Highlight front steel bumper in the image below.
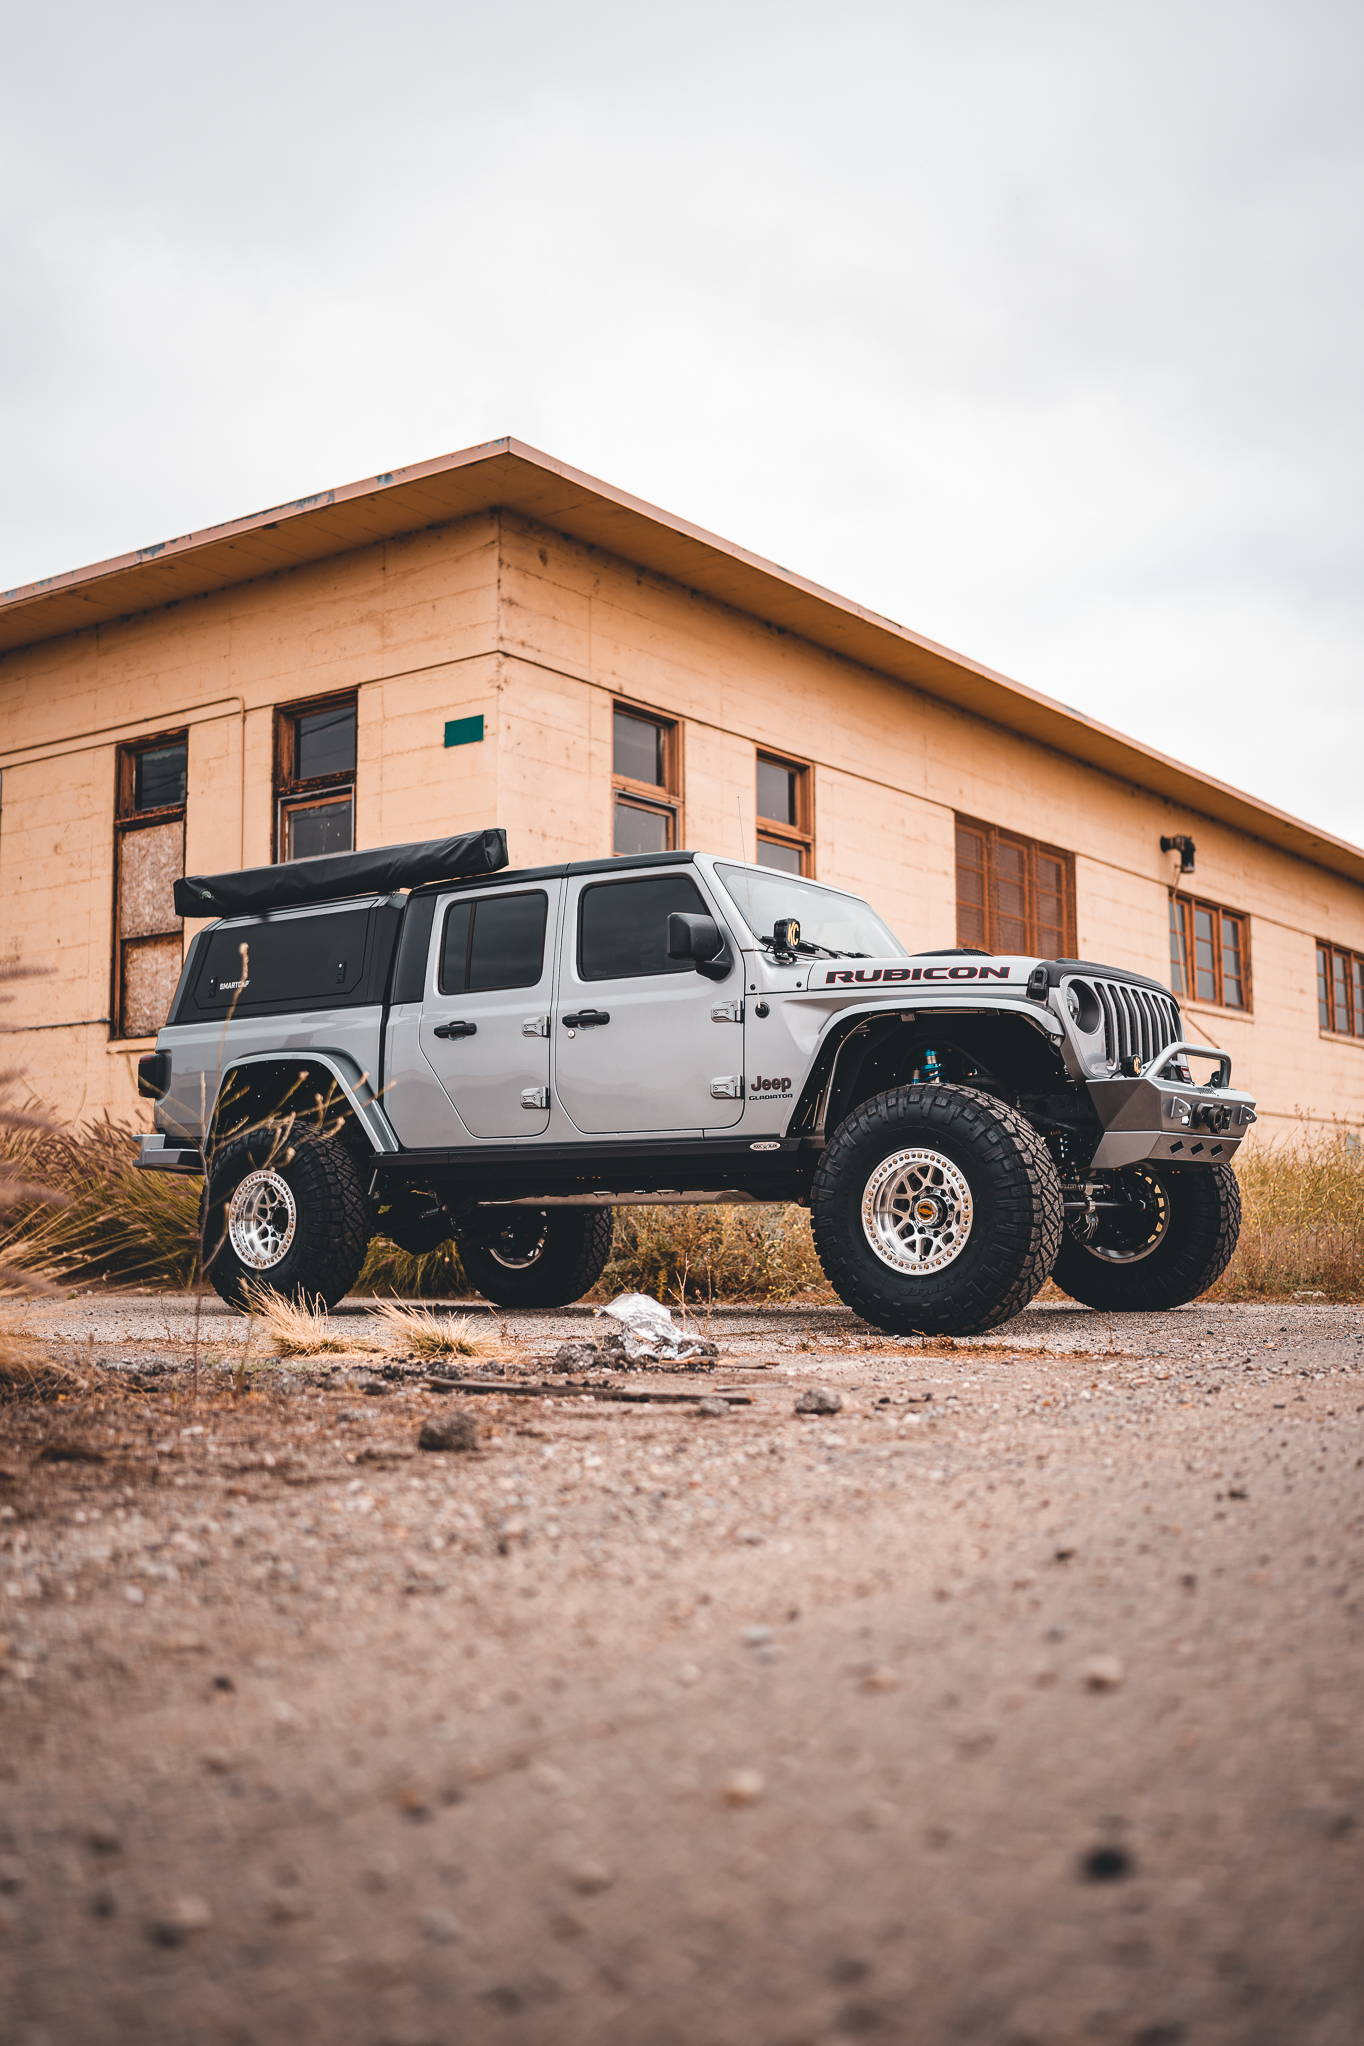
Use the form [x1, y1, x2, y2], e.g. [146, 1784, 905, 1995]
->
[1085, 1041, 1256, 1172]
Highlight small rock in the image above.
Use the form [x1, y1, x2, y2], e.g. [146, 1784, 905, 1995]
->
[795, 1386, 843, 1416]
[87, 1821, 122, 1855]
[148, 1894, 213, 1944]
[361, 1381, 393, 1398]
[1292, 1289, 1326, 1300]
[720, 1769, 765, 1807]
[565, 1859, 615, 1896]
[89, 1883, 119, 1918]
[1081, 1655, 1125, 1692]
[1079, 1844, 1133, 1882]
[860, 1666, 899, 1694]
[551, 1341, 601, 1372]
[695, 1397, 730, 1418]
[420, 1907, 461, 1945]
[0, 1856, 27, 1892]
[742, 1625, 774, 1648]
[418, 1411, 480, 1454]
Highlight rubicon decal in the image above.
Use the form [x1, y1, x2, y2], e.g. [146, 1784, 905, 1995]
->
[822, 964, 1015, 985]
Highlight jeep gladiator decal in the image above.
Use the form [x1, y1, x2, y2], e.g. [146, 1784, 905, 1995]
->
[821, 964, 1015, 985]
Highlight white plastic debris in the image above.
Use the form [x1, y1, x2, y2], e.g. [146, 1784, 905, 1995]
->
[595, 1292, 717, 1362]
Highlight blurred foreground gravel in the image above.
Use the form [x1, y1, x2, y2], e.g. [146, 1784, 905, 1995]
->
[0, 1295, 1361, 2045]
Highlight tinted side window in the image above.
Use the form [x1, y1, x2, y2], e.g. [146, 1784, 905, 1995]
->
[439, 892, 547, 995]
[579, 875, 708, 981]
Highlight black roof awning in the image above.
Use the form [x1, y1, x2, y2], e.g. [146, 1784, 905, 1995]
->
[173, 829, 508, 919]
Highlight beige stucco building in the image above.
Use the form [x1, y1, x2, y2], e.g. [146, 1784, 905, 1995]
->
[1, 436, 1362, 1144]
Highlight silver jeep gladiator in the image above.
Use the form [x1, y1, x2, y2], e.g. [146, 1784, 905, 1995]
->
[136, 830, 1256, 1335]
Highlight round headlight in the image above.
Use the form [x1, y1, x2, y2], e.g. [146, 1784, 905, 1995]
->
[1064, 979, 1103, 1034]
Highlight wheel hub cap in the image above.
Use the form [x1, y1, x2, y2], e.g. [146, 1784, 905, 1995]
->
[861, 1149, 974, 1276]
[227, 1169, 298, 1270]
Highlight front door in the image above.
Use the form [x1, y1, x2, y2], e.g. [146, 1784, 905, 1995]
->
[553, 870, 745, 1135]
[419, 881, 562, 1138]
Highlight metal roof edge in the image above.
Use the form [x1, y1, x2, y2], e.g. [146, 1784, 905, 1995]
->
[2, 435, 1361, 889]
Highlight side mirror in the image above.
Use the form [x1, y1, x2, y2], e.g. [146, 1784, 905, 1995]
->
[667, 911, 733, 982]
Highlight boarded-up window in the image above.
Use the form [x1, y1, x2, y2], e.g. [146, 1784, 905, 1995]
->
[115, 735, 187, 1038]
[955, 817, 1075, 956]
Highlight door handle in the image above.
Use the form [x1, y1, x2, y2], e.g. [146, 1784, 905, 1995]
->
[432, 1020, 477, 1039]
[561, 1010, 610, 1028]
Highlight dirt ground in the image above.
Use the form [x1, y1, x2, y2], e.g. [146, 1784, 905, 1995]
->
[0, 1292, 1361, 2046]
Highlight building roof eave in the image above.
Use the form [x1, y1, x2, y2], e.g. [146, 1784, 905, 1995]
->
[2, 435, 1361, 889]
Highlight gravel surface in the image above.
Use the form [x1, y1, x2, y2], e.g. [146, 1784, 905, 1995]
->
[1, 1295, 1361, 2045]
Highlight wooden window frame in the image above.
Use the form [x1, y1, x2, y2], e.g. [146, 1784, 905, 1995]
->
[755, 750, 814, 874]
[1317, 939, 1364, 1040]
[112, 729, 188, 1041]
[274, 690, 358, 860]
[1168, 893, 1252, 1013]
[954, 815, 1076, 956]
[611, 701, 680, 855]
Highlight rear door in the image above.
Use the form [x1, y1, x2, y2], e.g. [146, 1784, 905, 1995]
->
[418, 881, 562, 1137]
[553, 869, 745, 1135]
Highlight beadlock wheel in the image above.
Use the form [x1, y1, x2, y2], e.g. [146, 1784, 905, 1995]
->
[860, 1148, 974, 1275]
[226, 1168, 298, 1270]
[1083, 1165, 1172, 1263]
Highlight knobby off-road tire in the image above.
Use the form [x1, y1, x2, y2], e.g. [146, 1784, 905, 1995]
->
[810, 1084, 1064, 1337]
[455, 1207, 615, 1309]
[1051, 1161, 1240, 1311]
[202, 1127, 372, 1311]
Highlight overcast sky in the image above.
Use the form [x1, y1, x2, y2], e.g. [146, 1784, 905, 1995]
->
[4, 1, 1361, 844]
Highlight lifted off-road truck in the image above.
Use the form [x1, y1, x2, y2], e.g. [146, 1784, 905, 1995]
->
[136, 830, 1257, 1336]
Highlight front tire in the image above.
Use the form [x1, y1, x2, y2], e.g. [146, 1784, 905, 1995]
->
[455, 1207, 614, 1308]
[203, 1127, 372, 1310]
[1051, 1162, 1240, 1310]
[810, 1085, 1063, 1336]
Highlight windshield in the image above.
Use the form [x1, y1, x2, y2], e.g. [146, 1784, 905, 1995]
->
[715, 865, 903, 958]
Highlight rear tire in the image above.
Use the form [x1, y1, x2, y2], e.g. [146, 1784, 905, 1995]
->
[810, 1084, 1063, 1336]
[455, 1208, 614, 1309]
[203, 1127, 372, 1310]
[1051, 1162, 1240, 1310]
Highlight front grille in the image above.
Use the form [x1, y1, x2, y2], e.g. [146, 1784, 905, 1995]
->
[1093, 979, 1181, 1071]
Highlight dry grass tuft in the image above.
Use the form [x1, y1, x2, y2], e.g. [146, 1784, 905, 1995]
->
[1211, 1133, 1364, 1301]
[240, 1284, 382, 1358]
[0, 1328, 88, 1401]
[371, 1301, 519, 1363]
[599, 1202, 832, 1307]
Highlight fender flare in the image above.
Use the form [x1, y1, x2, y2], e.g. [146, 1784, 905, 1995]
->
[786, 997, 1066, 1137]
[209, 1050, 400, 1155]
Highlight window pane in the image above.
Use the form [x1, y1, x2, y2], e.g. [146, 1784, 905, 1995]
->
[613, 796, 672, 855]
[1317, 943, 1332, 1029]
[579, 874, 708, 980]
[613, 709, 666, 788]
[120, 932, 183, 1038]
[757, 835, 804, 874]
[1332, 950, 1350, 1033]
[468, 892, 548, 992]
[1194, 904, 1217, 1003]
[1034, 853, 1066, 954]
[956, 826, 987, 948]
[284, 796, 354, 861]
[132, 740, 187, 813]
[993, 839, 1028, 953]
[1352, 957, 1364, 1036]
[438, 901, 472, 995]
[293, 702, 356, 782]
[1169, 899, 1188, 996]
[1221, 914, 1245, 1009]
[757, 757, 798, 826]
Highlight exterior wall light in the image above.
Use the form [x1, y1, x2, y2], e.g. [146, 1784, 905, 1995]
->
[1161, 833, 1197, 874]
